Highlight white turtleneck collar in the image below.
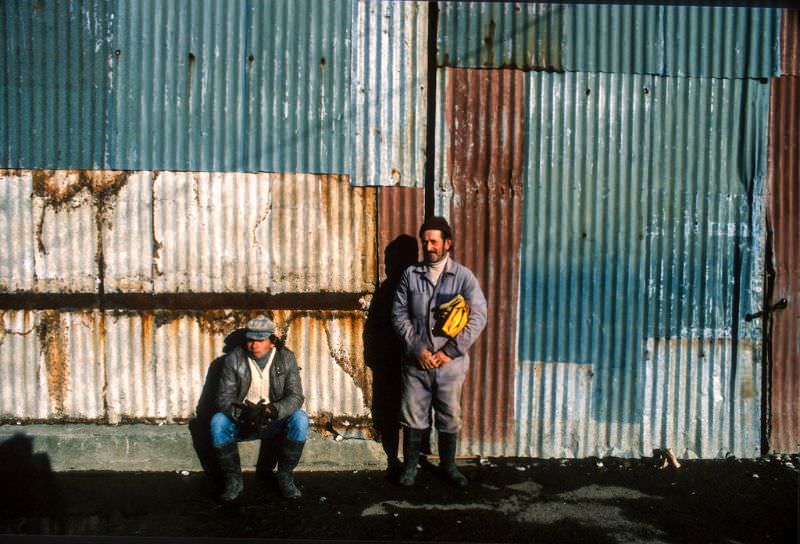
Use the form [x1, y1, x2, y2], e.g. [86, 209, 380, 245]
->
[426, 254, 449, 286]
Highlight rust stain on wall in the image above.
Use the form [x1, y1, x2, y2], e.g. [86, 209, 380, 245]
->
[36, 310, 68, 416]
[443, 68, 525, 445]
[767, 73, 800, 453]
[323, 317, 372, 409]
[32, 169, 130, 257]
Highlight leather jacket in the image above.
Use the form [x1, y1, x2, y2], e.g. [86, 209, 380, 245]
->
[215, 345, 304, 421]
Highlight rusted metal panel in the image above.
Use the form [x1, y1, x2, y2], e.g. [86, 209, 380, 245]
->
[151, 172, 376, 294]
[352, 1, 427, 187]
[782, 9, 800, 76]
[0, 310, 104, 420]
[437, 68, 525, 456]
[767, 75, 800, 453]
[104, 310, 369, 423]
[515, 70, 767, 458]
[437, 2, 564, 71]
[0, 171, 35, 291]
[376, 187, 424, 284]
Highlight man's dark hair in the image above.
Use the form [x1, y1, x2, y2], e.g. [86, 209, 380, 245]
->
[419, 216, 452, 241]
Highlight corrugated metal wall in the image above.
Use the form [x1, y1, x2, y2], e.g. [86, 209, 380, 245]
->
[436, 68, 525, 456]
[1, 2, 793, 457]
[766, 9, 800, 453]
[352, 1, 427, 187]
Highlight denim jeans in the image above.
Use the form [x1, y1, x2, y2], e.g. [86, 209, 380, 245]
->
[210, 409, 309, 448]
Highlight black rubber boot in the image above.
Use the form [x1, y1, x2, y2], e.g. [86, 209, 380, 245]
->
[398, 428, 424, 487]
[438, 432, 467, 488]
[214, 442, 244, 502]
[256, 436, 282, 483]
[276, 439, 305, 499]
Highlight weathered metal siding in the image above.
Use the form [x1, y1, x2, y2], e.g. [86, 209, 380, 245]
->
[437, 3, 780, 79]
[243, 0, 352, 174]
[0, 171, 35, 291]
[352, 1, 427, 187]
[660, 6, 780, 79]
[0, 310, 104, 420]
[112, 0, 351, 174]
[154, 172, 375, 293]
[437, 2, 564, 71]
[767, 75, 800, 453]
[0, 0, 113, 169]
[377, 187, 424, 283]
[517, 71, 767, 458]
[564, 4, 661, 75]
[0, 309, 369, 423]
[782, 9, 800, 76]
[436, 68, 525, 456]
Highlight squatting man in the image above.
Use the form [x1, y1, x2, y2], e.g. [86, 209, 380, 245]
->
[211, 317, 308, 502]
[391, 216, 487, 487]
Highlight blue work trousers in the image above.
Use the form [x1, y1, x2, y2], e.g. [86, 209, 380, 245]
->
[210, 409, 309, 448]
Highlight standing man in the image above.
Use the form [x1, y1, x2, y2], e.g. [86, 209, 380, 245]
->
[211, 317, 308, 501]
[391, 216, 487, 488]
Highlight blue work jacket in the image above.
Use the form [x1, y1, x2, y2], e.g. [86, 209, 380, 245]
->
[391, 256, 487, 366]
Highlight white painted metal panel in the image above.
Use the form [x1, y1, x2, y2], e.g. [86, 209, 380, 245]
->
[0, 310, 42, 418]
[642, 338, 760, 459]
[32, 172, 97, 292]
[153, 172, 376, 293]
[0, 171, 35, 291]
[352, 0, 427, 187]
[514, 361, 640, 458]
[103, 171, 154, 292]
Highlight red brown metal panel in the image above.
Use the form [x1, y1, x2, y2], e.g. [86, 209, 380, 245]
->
[443, 68, 525, 450]
[376, 187, 424, 283]
[767, 75, 800, 453]
[781, 9, 800, 76]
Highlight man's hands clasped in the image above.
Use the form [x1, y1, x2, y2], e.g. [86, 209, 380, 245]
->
[418, 348, 452, 369]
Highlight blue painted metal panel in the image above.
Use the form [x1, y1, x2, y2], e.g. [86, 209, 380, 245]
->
[244, 0, 351, 174]
[438, 3, 779, 78]
[564, 4, 661, 75]
[0, 0, 112, 169]
[518, 72, 769, 427]
[437, 1, 564, 70]
[662, 6, 781, 79]
[111, 0, 352, 174]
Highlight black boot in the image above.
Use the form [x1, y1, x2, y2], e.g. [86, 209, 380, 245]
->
[398, 427, 424, 487]
[256, 436, 281, 483]
[438, 432, 467, 488]
[276, 439, 305, 499]
[214, 442, 244, 502]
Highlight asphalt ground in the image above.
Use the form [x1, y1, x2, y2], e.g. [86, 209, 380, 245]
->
[1, 456, 797, 544]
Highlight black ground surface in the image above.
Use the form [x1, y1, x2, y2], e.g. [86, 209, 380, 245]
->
[1, 456, 797, 543]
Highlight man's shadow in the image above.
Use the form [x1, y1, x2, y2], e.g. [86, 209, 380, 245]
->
[0, 433, 63, 531]
[364, 234, 419, 476]
[189, 328, 248, 485]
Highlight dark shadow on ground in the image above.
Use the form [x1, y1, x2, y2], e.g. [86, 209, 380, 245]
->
[0, 434, 64, 534]
[1, 458, 796, 542]
[364, 234, 419, 476]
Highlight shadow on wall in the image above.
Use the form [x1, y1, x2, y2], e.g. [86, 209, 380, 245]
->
[188, 328, 248, 484]
[0, 433, 63, 531]
[364, 234, 420, 473]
